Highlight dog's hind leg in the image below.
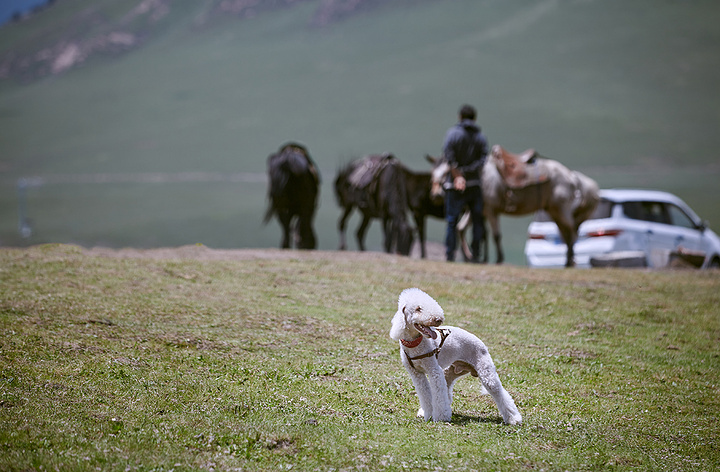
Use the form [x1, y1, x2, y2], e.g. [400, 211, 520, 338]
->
[476, 357, 522, 425]
[445, 362, 473, 405]
[485, 379, 522, 425]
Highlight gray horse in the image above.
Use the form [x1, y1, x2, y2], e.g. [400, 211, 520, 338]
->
[431, 145, 599, 267]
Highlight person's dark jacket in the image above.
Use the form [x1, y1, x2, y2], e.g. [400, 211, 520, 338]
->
[442, 119, 488, 187]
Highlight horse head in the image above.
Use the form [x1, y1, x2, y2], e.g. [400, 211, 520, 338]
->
[426, 154, 449, 204]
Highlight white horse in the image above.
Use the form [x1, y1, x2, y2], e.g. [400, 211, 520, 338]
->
[430, 145, 599, 267]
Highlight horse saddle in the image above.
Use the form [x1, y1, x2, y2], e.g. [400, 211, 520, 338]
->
[492, 145, 550, 189]
[348, 153, 395, 189]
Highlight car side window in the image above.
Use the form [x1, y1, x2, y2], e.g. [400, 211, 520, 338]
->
[667, 204, 697, 229]
[622, 201, 643, 220]
[645, 202, 668, 224]
[622, 201, 669, 224]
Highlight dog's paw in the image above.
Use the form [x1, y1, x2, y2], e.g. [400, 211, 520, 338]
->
[504, 413, 522, 425]
[432, 406, 452, 422]
[416, 408, 425, 418]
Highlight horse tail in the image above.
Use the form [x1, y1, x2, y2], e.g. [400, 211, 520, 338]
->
[262, 203, 274, 225]
[263, 151, 285, 221]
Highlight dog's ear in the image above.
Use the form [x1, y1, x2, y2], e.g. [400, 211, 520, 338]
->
[390, 307, 408, 340]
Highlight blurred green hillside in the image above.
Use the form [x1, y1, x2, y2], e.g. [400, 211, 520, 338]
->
[1, 0, 719, 263]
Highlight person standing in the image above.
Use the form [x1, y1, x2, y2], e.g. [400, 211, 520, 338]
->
[442, 104, 488, 262]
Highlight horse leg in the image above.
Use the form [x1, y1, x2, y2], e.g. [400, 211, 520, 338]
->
[297, 213, 317, 250]
[456, 210, 472, 261]
[549, 208, 576, 267]
[468, 189, 487, 264]
[566, 240, 576, 268]
[414, 213, 427, 259]
[396, 219, 414, 256]
[356, 213, 371, 252]
[278, 211, 292, 249]
[486, 212, 504, 264]
[469, 217, 488, 264]
[338, 206, 353, 251]
[292, 217, 299, 248]
[481, 220, 489, 263]
[557, 223, 576, 267]
[382, 216, 393, 253]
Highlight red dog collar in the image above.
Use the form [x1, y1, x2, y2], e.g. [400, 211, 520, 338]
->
[401, 335, 423, 348]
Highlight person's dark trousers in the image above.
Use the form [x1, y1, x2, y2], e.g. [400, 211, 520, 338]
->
[444, 186, 485, 262]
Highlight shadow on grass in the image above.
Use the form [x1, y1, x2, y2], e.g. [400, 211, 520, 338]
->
[451, 412, 505, 425]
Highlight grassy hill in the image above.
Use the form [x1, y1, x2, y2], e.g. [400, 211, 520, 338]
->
[1, 244, 719, 470]
[1, 0, 719, 262]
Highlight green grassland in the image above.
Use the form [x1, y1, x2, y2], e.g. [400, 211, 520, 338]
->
[1, 0, 720, 263]
[1, 244, 719, 471]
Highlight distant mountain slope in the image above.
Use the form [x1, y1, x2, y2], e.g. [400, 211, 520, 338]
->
[0, 0, 420, 81]
[0, 0, 52, 26]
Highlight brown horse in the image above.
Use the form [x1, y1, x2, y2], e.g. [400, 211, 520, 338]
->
[263, 142, 320, 250]
[397, 163, 446, 259]
[431, 145, 599, 267]
[335, 154, 414, 256]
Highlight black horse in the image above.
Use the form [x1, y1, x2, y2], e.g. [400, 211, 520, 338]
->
[263, 142, 320, 250]
[335, 154, 414, 256]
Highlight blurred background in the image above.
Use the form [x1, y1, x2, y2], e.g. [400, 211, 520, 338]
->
[1, 0, 719, 264]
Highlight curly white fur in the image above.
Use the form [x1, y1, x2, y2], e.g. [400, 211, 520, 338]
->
[390, 288, 522, 425]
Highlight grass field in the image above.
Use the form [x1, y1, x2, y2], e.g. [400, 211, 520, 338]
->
[1, 244, 719, 471]
[1, 0, 719, 262]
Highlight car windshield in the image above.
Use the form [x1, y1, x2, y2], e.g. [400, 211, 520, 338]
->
[533, 199, 613, 222]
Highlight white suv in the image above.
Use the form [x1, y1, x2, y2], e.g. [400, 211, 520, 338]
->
[525, 189, 720, 269]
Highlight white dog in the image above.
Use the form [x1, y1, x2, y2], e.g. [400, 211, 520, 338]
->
[390, 288, 522, 424]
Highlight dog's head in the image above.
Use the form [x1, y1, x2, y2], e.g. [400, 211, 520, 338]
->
[389, 288, 445, 341]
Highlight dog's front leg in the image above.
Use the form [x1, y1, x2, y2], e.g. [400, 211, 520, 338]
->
[406, 366, 434, 421]
[427, 364, 452, 422]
